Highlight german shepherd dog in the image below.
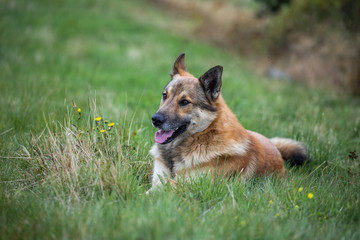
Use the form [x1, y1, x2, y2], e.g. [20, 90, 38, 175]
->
[149, 53, 307, 190]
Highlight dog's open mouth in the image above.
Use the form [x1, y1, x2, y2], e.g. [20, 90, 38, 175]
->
[154, 124, 188, 144]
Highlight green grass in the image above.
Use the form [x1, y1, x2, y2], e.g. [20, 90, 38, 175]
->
[1, 0, 360, 239]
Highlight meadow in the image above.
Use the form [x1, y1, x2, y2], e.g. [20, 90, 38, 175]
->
[0, 0, 359, 239]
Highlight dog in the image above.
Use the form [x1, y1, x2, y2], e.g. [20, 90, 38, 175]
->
[149, 53, 307, 190]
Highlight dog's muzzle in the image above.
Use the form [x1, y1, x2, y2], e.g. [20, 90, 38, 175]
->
[152, 112, 189, 144]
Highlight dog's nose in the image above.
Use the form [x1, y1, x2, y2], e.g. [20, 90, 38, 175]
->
[152, 113, 166, 127]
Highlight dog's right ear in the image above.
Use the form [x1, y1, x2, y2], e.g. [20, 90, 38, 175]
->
[170, 53, 187, 78]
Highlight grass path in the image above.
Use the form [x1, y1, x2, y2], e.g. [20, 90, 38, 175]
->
[1, 0, 359, 239]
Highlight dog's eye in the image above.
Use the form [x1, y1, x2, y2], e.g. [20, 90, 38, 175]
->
[162, 93, 167, 100]
[179, 99, 191, 106]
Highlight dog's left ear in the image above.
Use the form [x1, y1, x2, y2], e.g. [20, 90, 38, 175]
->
[199, 65, 223, 101]
[170, 53, 187, 78]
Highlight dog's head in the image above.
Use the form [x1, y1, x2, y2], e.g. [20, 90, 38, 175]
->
[152, 53, 223, 145]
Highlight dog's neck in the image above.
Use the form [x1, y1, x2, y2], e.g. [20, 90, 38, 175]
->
[200, 96, 247, 141]
[158, 96, 248, 149]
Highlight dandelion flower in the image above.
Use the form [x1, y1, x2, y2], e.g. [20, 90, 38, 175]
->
[276, 213, 280, 217]
[295, 205, 299, 209]
[269, 200, 273, 205]
[298, 187, 303, 193]
[77, 108, 81, 113]
[95, 117, 102, 121]
[100, 129, 105, 133]
[240, 220, 246, 226]
[308, 193, 314, 199]
[108, 123, 115, 127]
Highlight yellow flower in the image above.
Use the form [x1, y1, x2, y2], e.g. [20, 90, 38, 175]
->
[108, 123, 115, 127]
[77, 108, 81, 113]
[100, 129, 105, 133]
[276, 213, 280, 217]
[295, 205, 299, 209]
[298, 187, 303, 193]
[308, 193, 314, 199]
[240, 220, 246, 226]
[269, 200, 273, 205]
[95, 117, 102, 121]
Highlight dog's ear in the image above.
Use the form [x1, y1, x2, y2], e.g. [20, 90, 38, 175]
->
[170, 53, 187, 78]
[199, 65, 223, 101]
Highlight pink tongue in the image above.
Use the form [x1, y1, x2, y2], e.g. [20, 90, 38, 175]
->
[155, 129, 175, 144]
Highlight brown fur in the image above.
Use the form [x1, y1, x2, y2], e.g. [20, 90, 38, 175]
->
[172, 96, 285, 178]
[148, 53, 307, 190]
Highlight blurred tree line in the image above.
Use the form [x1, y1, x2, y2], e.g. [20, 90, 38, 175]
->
[256, 0, 360, 94]
[256, 0, 359, 32]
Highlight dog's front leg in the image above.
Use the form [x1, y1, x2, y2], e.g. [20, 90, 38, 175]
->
[146, 159, 171, 194]
[151, 159, 171, 187]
